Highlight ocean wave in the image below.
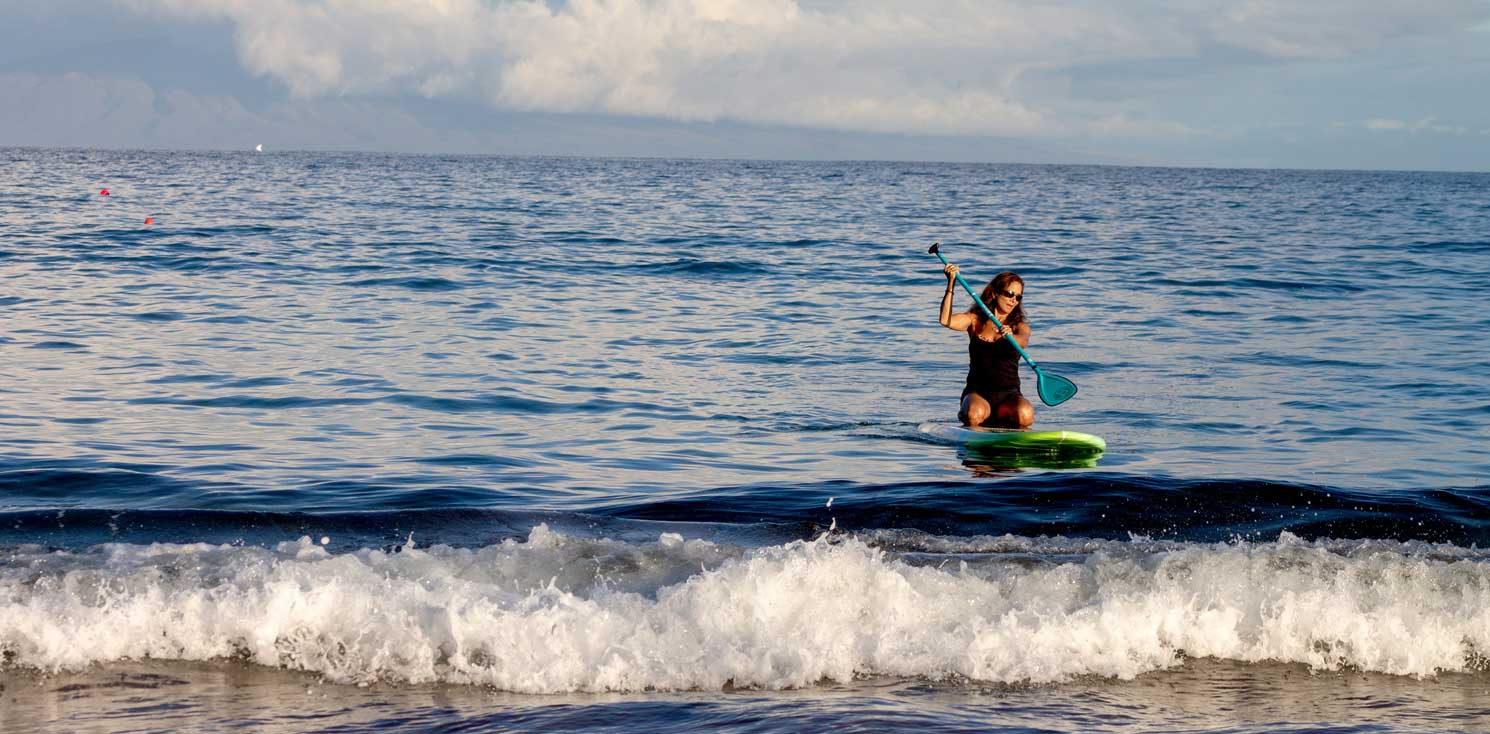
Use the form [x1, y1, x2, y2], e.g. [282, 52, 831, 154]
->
[3, 528, 1489, 691]
[605, 476, 1490, 546]
[2, 470, 1488, 546]
[635, 257, 774, 278]
[343, 276, 468, 291]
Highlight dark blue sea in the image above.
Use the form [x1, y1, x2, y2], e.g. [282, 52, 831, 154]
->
[3, 148, 1490, 733]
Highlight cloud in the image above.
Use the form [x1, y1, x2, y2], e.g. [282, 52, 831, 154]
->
[117, 0, 1489, 140]
[3, 70, 1125, 163]
[1361, 117, 1478, 135]
[0, 70, 459, 150]
[1208, 0, 1486, 59]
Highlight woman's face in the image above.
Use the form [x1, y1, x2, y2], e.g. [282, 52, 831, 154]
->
[996, 283, 1023, 310]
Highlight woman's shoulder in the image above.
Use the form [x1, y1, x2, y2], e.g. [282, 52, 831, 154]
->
[945, 311, 979, 332]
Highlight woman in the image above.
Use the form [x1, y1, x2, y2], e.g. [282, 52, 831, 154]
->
[939, 264, 1035, 429]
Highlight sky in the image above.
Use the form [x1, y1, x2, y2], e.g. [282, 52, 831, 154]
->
[2, 0, 1488, 171]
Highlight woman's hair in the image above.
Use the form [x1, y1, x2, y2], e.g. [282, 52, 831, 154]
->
[967, 271, 1026, 330]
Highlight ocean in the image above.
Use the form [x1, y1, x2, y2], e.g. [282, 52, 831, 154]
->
[2, 148, 1489, 733]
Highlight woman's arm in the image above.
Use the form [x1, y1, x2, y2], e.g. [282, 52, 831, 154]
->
[939, 264, 977, 331]
[1012, 322, 1030, 349]
[985, 322, 1030, 348]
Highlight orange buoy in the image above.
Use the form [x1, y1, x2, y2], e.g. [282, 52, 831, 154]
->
[144, 217, 154, 225]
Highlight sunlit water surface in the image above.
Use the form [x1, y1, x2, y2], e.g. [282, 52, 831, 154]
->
[2, 149, 1489, 732]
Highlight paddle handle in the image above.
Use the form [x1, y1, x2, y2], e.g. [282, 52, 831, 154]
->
[929, 243, 1040, 370]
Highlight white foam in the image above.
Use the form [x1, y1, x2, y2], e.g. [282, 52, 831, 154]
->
[2, 528, 1488, 691]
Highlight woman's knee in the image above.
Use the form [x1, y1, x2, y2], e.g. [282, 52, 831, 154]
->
[994, 396, 1034, 428]
[960, 395, 991, 425]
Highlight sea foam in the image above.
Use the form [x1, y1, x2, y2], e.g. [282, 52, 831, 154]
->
[2, 527, 1488, 691]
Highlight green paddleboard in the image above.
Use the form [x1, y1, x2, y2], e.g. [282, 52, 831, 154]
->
[917, 422, 1107, 455]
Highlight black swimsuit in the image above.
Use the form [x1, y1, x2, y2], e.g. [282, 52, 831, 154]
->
[962, 326, 1021, 405]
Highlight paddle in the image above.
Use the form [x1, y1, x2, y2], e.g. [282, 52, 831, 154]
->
[929, 243, 1078, 407]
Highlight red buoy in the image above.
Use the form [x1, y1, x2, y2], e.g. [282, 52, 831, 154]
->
[144, 217, 154, 225]
[100, 189, 110, 196]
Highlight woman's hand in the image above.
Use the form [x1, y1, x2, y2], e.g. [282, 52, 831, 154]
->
[943, 263, 959, 282]
[995, 324, 1013, 340]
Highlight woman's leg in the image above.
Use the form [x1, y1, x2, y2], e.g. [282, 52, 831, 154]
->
[959, 392, 991, 426]
[993, 394, 1035, 429]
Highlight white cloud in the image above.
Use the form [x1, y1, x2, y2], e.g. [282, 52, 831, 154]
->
[1209, 0, 1485, 59]
[1363, 117, 1476, 135]
[117, 0, 1489, 140]
[0, 71, 463, 150]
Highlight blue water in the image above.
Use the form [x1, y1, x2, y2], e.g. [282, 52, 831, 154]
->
[3, 148, 1490, 733]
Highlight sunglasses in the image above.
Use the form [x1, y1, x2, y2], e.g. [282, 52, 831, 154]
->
[998, 288, 1023, 302]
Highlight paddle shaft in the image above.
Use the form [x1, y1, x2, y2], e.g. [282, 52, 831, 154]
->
[931, 246, 1043, 371]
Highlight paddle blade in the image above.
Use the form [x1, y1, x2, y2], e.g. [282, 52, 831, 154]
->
[1035, 370, 1078, 407]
